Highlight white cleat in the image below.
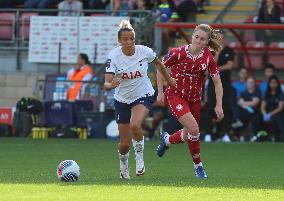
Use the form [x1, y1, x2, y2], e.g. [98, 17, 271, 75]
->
[120, 162, 130, 179]
[136, 159, 145, 176]
[119, 152, 130, 180]
[120, 169, 130, 179]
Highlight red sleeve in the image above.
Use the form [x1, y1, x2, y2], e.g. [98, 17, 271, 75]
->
[162, 48, 179, 68]
[207, 50, 219, 77]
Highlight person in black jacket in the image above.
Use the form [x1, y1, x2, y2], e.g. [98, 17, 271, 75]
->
[256, 0, 282, 44]
[260, 75, 284, 141]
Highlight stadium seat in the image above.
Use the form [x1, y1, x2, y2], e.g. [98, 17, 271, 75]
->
[19, 12, 39, 42]
[0, 13, 15, 41]
[244, 41, 266, 70]
[267, 42, 284, 69]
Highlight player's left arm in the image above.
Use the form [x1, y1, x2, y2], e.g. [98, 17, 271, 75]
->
[208, 53, 224, 121]
[212, 75, 224, 121]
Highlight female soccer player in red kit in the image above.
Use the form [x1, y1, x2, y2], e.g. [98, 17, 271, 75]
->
[156, 24, 224, 179]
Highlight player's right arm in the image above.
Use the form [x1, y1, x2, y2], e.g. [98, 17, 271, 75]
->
[156, 71, 165, 105]
[103, 53, 120, 90]
[104, 74, 120, 90]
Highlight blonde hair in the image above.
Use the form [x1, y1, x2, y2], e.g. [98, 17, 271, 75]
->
[193, 24, 222, 55]
[118, 19, 135, 39]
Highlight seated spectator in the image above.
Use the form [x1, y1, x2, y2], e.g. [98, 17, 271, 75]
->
[260, 75, 284, 141]
[158, 0, 176, 53]
[232, 67, 249, 98]
[89, 0, 109, 10]
[0, 1, 12, 8]
[232, 76, 262, 141]
[58, 0, 83, 16]
[106, 0, 128, 16]
[171, 0, 198, 22]
[260, 63, 275, 98]
[25, 0, 60, 9]
[256, 0, 282, 44]
[67, 53, 94, 101]
[132, 0, 148, 18]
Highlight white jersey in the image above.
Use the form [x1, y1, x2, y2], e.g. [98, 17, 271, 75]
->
[105, 45, 156, 104]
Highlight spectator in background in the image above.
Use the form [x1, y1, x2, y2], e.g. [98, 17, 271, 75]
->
[232, 76, 262, 141]
[89, 0, 109, 10]
[106, 0, 128, 16]
[67, 53, 94, 101]
[58, 0, 83, 16]
[256, 0, 282, 44]
[260, 75, 284, 141]
[260, 63, 275, 97]
[25, 0, 61, 9]
[0, 1, 12, 8]
[171, 0, 199, 22]
[232, 67, 248, 98]
[158, 0, 175, 53]
[203, 30, 234, 142]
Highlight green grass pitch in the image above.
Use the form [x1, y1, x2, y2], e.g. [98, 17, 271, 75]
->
[0, 138, 283, 201]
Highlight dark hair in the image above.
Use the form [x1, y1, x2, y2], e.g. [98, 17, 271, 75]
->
[264, 63, 275, 71]
[118, 20, 135, 39]
[265, 75, 281, 99]
[79, 53, 91, 65]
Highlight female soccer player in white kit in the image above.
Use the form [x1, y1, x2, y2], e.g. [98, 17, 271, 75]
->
[104, 20, 175, 179]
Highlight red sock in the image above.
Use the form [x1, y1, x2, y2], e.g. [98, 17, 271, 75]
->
[169, 129, 185, 144]
[187, 133, 201, 165]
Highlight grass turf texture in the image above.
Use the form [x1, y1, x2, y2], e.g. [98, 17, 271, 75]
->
[0, 138, 283, 201]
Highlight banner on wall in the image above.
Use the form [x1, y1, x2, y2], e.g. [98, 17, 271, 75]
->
[0, 107, 13, 125]
[28, 16, 127, 64]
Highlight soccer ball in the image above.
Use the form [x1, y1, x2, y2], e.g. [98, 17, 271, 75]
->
[57, 160, 80, 182]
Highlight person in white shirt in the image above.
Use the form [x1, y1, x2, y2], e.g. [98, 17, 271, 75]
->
[58, 0, 83, 16]
[104, 19, 175, 179]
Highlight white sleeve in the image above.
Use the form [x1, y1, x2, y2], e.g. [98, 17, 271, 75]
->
[142, 46, 157, 63]
[105, 51, 116, 74]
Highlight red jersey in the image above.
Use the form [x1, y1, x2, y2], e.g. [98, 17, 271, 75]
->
[162, 45, 219, 102]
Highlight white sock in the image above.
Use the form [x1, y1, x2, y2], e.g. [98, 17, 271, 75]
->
[194, 162, 203, 169]
[119, 151, 129, 163]
[165, 134, 170, 145]
[132, 137, 144, 161]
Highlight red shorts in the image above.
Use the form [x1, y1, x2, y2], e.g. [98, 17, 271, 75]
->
[165, 92, 201, 123]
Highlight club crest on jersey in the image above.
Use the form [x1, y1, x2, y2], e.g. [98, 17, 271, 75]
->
[176, 104, 183, 111]
[122, 70, 142, 80]
[105, 59, 111, 69]
[201, 63, 207, 70]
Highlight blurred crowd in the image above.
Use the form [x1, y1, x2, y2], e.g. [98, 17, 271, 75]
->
[0, 0, 207, 20]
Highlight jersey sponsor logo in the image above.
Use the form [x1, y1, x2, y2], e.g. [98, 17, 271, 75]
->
[121, 70, 142, 80]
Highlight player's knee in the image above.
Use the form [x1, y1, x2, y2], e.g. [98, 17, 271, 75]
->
[119, 142, 130, 151]
[186, 126, 199, 136]
[130, 122, 141, 134]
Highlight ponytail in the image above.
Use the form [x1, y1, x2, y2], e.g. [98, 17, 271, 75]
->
[193, 24, 222, 55]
